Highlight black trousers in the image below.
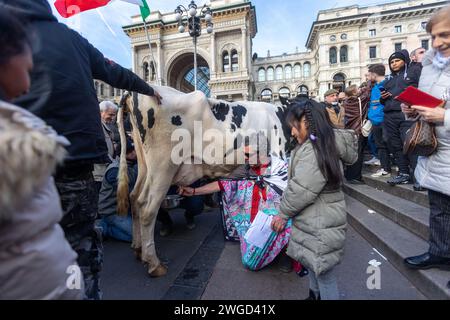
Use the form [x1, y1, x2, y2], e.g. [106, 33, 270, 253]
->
[372, 124, 391, 172]
[428, 190, 450, 258]
[55, 173, 103, 300]
[383, 111, 416, 175]
[345, 135, 367, 181]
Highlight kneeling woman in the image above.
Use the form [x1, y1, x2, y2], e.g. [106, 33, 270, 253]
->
[271, 99, 358, 300]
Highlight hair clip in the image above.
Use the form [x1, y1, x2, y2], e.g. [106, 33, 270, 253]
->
[310, 134, 317, 141]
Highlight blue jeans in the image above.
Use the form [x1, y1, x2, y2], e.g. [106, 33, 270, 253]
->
[99, 215, 132, 242]
[309, 268, 339, 300]
[368, 132, 378, 158]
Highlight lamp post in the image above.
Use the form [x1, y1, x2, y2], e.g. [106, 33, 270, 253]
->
[175, 1, 213, 91]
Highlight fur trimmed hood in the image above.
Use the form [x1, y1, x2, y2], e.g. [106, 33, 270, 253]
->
[0, 100, 69, 222]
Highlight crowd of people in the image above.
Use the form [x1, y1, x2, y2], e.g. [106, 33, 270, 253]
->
[0, 0, 449, 301]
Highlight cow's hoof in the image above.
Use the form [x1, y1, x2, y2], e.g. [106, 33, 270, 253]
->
[133, 247, 142, 261]
[149, 264, 168, 277]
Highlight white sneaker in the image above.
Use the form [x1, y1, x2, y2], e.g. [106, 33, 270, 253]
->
[364, 157, 381, 166]
[371, 169, 391, 178]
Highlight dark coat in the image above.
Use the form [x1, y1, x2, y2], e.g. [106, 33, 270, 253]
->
[2, 0, 154, 166]
[381, 49, 414, 113]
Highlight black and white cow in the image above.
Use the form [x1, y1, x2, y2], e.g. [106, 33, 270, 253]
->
[117, 85, 291, 277]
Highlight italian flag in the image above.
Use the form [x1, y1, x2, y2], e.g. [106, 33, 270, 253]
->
[54, 0, 150, 20]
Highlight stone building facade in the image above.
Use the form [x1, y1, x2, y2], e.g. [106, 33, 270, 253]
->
[306, 0, 449, 100]
[95, 0, 448, 104]
[122, 0, 256, 101]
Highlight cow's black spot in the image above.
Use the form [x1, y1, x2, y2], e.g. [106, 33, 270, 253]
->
[134, 104, 146, 143]
[230, 123, 237, 132]
[274, 125, 278, 131]
[276, 106, 291, 147]
[231, 105, 247, 129]
[148, 108, 155, 129]
[211, 103, 230, 122]
[172, 115, 182, 126]
[279, 137, 282, 145]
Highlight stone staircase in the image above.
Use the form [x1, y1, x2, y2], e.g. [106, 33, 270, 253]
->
[343, 172, 450, 300]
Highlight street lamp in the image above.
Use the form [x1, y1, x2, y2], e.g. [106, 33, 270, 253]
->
[175, 1, 213, 91]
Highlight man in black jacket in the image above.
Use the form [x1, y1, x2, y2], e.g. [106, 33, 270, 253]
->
[407, 47, 426, 88]
[0, 0, 161, 299]
[380, 50, 418, 185]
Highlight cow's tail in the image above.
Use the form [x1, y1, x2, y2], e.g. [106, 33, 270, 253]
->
[117, 92, 131, 216]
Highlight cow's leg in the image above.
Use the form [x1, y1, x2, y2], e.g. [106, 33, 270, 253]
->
[130, 172, 147, 261]
[139, 164, 177, 277]
[130, 193, 143, 261]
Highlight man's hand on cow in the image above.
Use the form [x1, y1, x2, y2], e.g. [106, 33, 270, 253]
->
[271, 215, 287, 233]
[411, 105, 446, 123]
[153, 90, 163, 105]
[178, 186, 195, 197]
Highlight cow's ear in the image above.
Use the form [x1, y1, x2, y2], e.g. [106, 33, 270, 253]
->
[279, 96, 289, 107]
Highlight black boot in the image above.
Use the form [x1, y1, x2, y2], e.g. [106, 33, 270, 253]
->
[304, 289, 321, 300]
[404, 252, 450, 270]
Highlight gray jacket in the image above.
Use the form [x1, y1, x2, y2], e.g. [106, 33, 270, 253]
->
[0, 100, 83, 299]
[279, 130, 358, 275]
[414, 50, 450, 196]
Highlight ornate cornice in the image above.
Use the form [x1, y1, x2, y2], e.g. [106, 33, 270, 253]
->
[306, 1, 449, 49]
[123, 2, 256, 38]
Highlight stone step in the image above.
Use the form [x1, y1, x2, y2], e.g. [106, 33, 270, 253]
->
[346, 195, 450, 300]
[343, 183, 430, 241]
[362, 173, 429, 208]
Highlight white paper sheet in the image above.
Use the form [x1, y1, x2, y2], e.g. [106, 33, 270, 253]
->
[244, 211, 274, 249]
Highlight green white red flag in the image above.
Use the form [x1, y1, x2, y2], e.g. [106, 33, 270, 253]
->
[54, 0, 150, 20]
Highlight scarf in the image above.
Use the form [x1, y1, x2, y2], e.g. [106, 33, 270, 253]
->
[432, 51, 450, 70]
[248, 156, 289, 222]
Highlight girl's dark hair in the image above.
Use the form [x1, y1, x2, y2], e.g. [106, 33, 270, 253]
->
[0, 9, 30, 65]
[286, 99, 343, 189]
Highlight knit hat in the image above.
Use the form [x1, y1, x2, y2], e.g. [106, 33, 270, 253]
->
[388, 51, 407, 63]
[324, 89, 339, 97]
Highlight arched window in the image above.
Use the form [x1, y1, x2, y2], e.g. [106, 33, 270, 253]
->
[297, 85, 309, 95]
[231, 49, 239, 72]
[340, 46, 348, 63]
[100, 83, 104, 96]
[95, 81, 99, 95]
[285, 65, 292, 79]
[149, 62, 156, 81]
[143, 62, 149, 81]
[116, 88, 121, 96]
[329, 47, 337, 64]
[261, 89, 272, 100]
[294, 64, 301, 78]
[267, 67, 274, 81]
[279, 87, 290, 99]
[109, 86, 114, 96]
[275, 66, 283, 80]
[222, 51, 230, 72]
[258, 68, 266, 82]
[333, 73, 347, 92]
[333, 73, 346, 82]
[303, 62, 311, 78]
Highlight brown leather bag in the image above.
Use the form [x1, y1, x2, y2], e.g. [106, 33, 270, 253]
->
[403, 120, 438, 156]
